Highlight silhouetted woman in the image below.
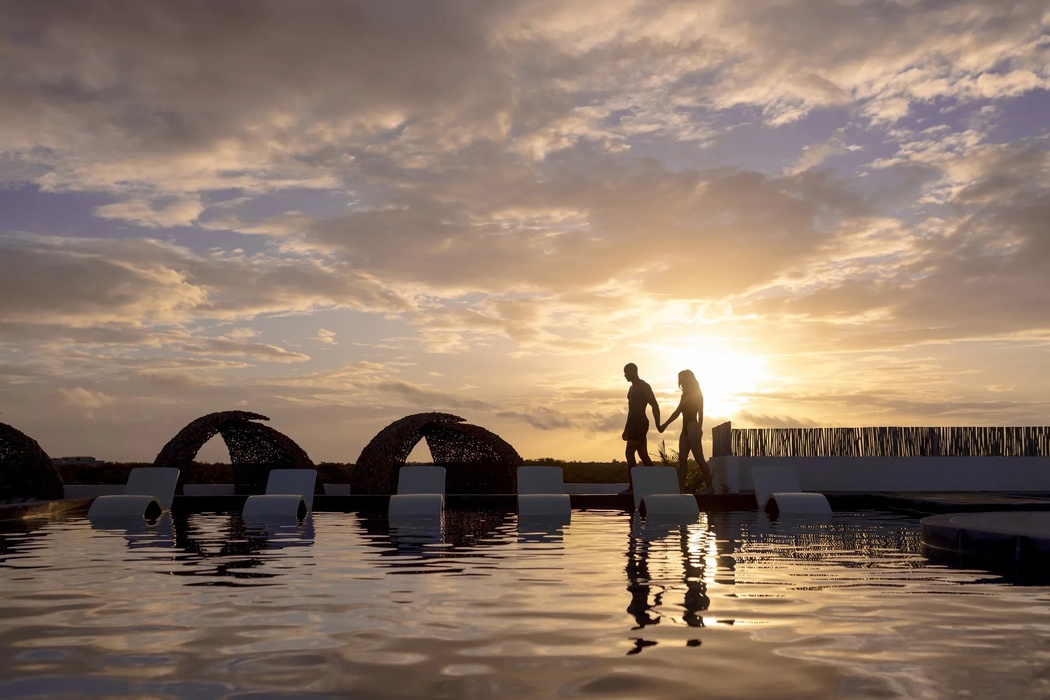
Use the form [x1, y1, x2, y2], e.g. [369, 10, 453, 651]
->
[659, 370, 713, 494]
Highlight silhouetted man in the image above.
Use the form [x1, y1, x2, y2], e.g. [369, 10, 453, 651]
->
[621, 362, 660, 494]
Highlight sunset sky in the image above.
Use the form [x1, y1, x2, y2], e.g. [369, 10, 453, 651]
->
[2, 1, 1049, 464]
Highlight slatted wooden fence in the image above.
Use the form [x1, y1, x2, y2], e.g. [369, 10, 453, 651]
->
[709, 422, 1050, 458]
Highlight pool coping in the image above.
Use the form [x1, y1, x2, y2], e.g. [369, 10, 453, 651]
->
[6, 491, 1050, 523]
[0, 498, 92, 523]
[172, 493, 759, 513]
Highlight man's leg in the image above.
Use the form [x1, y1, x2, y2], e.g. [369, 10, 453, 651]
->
[622, 440, 651, 496]
[638, 438, 653, 466]
[623, 444, 638, 494]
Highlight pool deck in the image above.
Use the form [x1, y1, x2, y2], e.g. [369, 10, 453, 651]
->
[828, 491, 1050, 514]
[920, 511, 1050, 581]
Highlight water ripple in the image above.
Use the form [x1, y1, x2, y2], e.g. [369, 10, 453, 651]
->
[1, 510, 1048, 697]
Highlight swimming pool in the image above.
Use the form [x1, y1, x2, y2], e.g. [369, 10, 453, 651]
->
[1, 509, 1048, 699]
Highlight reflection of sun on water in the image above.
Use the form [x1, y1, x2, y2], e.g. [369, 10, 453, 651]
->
[650, 344, 767, 418]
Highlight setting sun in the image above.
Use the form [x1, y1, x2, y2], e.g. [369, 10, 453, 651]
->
[645, 340, 768, 419]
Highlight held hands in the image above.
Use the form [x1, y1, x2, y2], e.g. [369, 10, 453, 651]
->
[657, 422, 667, 433]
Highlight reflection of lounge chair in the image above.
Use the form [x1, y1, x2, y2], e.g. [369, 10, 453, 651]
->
[631, 467, 699, 521]
[87, 467, 180, 521]
[751, 466, 831, 515]
[241, 469, 318, 522]
[517, 466, 571, 519]
[389, 466, 445, 520]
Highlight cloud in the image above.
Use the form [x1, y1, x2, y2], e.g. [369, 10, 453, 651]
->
[135, 371, 208, 389]
[733, 412, 823, 429]
[0, 232, 415, 330]
[313, 328, 337, 345]
[244, 160, 872, 327]
[1, 1, 1044, 206]
[0, 233, 207, 326]
[176, 338, 310, 363]
[496, 406, 578, 431]
[94, 196, 204, 228]
[1, 1, 1049, 461]
[371, 379, 495, 412]
[59, 386, 116, 408]
[788, 131, 856, 174]
[94, 196, 203, 227]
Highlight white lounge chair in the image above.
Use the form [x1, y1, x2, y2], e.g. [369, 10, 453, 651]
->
[388, 466, 445, 543]
[631, 466, 700, 521]
[517, 466, 571, 519]
[87, 467, 180, 521]
[389, 466, 445, 520]
[750, 466, 832, 515]
[241, 468, 318, 522]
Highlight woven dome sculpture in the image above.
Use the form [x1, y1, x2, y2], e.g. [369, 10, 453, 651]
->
[351, 412, 524, 495]
[153, 411, 316, 495]
[0, 422, 64, 501]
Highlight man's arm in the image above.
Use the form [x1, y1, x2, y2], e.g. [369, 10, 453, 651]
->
[647, 384, 661, 427]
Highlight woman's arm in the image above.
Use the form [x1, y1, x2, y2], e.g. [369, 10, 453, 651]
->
[659, 397, 685, 432]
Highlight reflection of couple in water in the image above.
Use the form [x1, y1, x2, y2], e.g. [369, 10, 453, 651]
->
[626, 519, 710, 650]
[621, 363, 713, 495]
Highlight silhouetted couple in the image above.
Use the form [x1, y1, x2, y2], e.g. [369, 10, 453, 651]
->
[621, 363, 712, 495]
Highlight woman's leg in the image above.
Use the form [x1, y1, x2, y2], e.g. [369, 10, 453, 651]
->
[677, 429, 689, 492]
[685, 423, 713, 494]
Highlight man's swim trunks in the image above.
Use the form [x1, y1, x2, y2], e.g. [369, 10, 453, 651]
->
[623, 414, 649, 441]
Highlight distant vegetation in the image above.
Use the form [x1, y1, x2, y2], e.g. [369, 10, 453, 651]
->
[522, 458, 629, 483]
[57, 458, 635, 484]
[54, 440, 709, 489]
[55, 461, 352, 485]
[529, 441, 707, 490]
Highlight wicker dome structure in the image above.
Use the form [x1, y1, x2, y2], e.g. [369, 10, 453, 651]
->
[0, 422, 64, 501]
[351, 412, 524, 495]
[153, 411, 316, 495]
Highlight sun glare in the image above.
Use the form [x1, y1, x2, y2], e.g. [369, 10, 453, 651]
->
[647, 342, 767, 418]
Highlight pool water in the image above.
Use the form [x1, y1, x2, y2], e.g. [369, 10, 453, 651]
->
[1, 510, 1049, 699]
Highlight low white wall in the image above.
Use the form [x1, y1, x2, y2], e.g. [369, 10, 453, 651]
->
[710, 456, 1050, 494]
